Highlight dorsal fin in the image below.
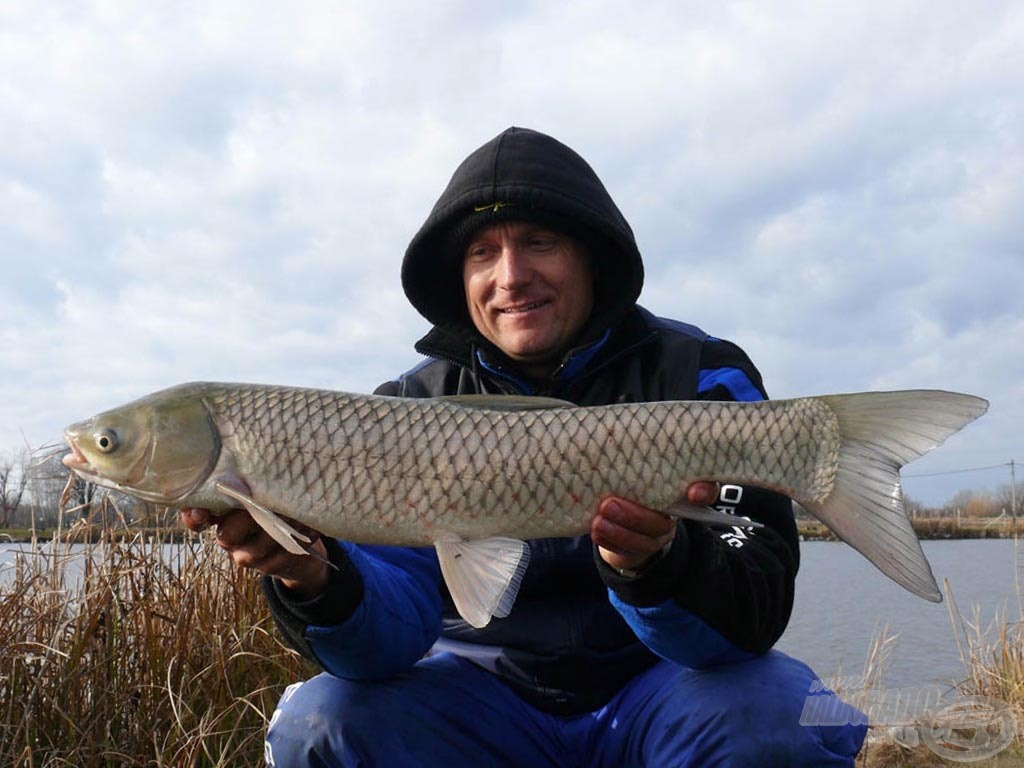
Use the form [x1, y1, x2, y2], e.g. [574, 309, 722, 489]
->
[439, 394, 574, 411]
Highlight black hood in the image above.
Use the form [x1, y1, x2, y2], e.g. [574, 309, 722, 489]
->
[402, 127, 644, 332]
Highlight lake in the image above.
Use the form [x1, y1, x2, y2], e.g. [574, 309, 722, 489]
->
[2, 538, 1019, 690]
[777, 538, 1022, 690]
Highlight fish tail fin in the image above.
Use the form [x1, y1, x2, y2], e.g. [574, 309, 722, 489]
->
[803, 390, 988, 603]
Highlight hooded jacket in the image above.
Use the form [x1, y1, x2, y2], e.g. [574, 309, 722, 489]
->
[264, 127, 799, 716]
[402, 126, 644, 334]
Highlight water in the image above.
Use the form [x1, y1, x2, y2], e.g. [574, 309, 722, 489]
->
[0, 539, 184, 589]
[777, 539, 1022, 690]
[3, 539, 1019, 689]
[0, 540, 84, 584]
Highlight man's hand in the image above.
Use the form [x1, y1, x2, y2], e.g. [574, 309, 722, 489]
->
[592, 482, 719, 574]
[181, 508, 331, 599]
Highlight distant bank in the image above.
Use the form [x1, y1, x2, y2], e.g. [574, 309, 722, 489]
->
[0, 526, 191, 545]
[798, 515, 1023, 541]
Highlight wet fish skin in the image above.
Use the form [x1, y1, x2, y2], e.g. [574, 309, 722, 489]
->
[63, 382, 988, 626]
[62, 383, 832, 542]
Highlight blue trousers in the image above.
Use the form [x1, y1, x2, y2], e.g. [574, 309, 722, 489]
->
[265, 650, 866, 767]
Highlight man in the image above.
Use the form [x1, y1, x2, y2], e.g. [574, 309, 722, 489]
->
[183, 127, 866, 766]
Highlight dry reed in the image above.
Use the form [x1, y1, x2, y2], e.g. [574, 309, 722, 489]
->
[856, 578, 1024, 766]
[0, 519, 316, 766]
[6, 505, 1024, 766]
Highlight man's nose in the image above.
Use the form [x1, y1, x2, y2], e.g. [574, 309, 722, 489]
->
[495, 246, 532, 289]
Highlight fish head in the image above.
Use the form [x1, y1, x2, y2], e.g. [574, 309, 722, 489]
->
[62, 387, 221, 504]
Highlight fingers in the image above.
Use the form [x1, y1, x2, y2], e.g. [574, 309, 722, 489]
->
[595, 497, 674, 543]
[179, 507, 328, 589]
[592, 483, 721, 573]
[592, 497, 676, 572]
[180, 507, 213, 532]
[686, 481, 720, 506]
[223, 520, 330, 598]
[212, 508, 268, 556]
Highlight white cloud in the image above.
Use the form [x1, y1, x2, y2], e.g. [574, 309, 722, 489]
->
[1, 0, 1021, 506]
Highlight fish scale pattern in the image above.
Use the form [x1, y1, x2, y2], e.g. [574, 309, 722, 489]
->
[194, 383, 841, 547]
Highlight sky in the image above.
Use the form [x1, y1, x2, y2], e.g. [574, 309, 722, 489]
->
[1, 1, 1021, 506]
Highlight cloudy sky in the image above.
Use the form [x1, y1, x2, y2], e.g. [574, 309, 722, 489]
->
[1, 1, 1020, 506]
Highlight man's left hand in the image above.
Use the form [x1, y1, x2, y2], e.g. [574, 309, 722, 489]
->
[592, 482, 719, 574]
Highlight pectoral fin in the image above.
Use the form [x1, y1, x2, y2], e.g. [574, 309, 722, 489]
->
[434, 536, 531, 628]
[664, 500, 764, 530]
[214, 481, 312, 555]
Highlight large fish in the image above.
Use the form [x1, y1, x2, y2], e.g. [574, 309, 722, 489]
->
[63, 383, 987, 627]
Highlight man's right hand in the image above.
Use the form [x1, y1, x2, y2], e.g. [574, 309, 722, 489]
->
[592, 481, 719, 574]
[181, 508, 331, 600]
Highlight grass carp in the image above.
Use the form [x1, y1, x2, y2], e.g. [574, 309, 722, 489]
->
[63, 383, 987, 627]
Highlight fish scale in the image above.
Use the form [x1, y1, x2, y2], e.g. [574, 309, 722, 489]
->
[198, 385, 837, 543]
[63, 381, 988, 626]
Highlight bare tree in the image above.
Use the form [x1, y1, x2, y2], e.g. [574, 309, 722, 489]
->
[20, 447, 106, 528]
[945, 488, 1000, 518]
[0, 451, 29, 527]
[994, 483, 1018, 518]
[904, 494, 927, 518]
[23, 449, 67, 527]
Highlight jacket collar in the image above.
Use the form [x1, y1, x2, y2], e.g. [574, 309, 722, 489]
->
[414, 306, 656, 394]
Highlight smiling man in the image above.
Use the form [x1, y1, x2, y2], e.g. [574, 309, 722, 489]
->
[186, 127, 866, 766]
[461, 221, 594, 375]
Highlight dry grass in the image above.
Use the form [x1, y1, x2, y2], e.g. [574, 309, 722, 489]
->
[5, 508, 1024, 766]
[854, 579, 1024, 767]
[0, 525, 316, 766]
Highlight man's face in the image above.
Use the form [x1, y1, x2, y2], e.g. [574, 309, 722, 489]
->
[462, 221, 593, 376]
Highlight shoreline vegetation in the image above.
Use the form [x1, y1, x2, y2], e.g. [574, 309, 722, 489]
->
[4, 515, 1023, 545]
[799, 515, 1024, 542]
[1, 527, 318, 766]
[2, 523, 1022, 765]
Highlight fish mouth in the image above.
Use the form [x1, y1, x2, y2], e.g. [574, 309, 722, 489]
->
[62, 434, 90, 471]
[61, 433, 112, 488]
[60, 435, 129, 495]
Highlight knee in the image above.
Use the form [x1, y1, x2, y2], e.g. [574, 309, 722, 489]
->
[264, 672, 375, 768]
[699, 653, 866, 766]
[647, 652, 865, 767]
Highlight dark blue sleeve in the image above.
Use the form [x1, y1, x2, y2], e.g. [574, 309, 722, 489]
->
[609, 594, 757, 668]
[304, 544, 444, 679]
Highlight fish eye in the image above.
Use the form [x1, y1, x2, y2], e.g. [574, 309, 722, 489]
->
[95, 429, 119, 453]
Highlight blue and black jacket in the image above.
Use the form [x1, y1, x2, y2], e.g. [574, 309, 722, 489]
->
[263, 127, 799, 716]
[264, 307, 799, 715]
